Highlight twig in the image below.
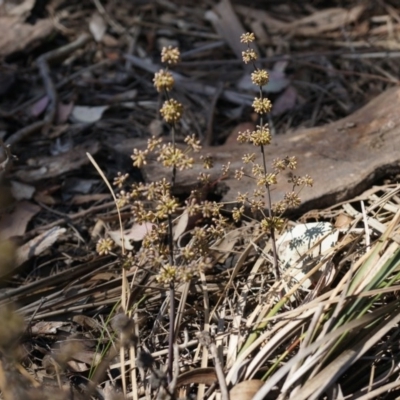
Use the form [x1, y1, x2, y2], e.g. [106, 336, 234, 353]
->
[2, 60, 112, 119]
[198, 332, 229, 400]
[36, 56, 57, 133]
[6, 34, 91, 144]
[5, 121, 45, 146]
[23, 200, 127, 240]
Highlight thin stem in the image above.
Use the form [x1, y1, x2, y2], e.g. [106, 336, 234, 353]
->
[168, 280, 175, 382]
[164, 85, 177, 381]
[258, 94, 280, 279]
[164, 88, 177, 187]
[171, 125, 177, 187]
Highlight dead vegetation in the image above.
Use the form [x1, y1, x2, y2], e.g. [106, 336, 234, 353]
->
[1, 0, 400, 399]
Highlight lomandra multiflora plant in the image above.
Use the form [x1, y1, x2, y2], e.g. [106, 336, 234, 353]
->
[234, 32, 313, 278]
[97, 33, 313, 386]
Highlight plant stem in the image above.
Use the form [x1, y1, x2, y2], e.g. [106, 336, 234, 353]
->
[167, 120, 177, 382]
[260, 144, 280, 279]
[167, 213, 175, 382]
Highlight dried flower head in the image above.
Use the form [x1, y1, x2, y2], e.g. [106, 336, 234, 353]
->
[252, 97, 272, 114]
[273, 201, 287, 215]
[286, 156, 297, 170]
[200, 155, 214, 169]
[272, 158, 287, 172]
[198, 172, 211, 183]
[153, 69, 175, 92]
[240, 32, 255, 43]
[284, 191, 301, 208]
[242, 48, 258, 64]
[242, 153, 256, 164]
[301, 174, 314, 187]
[236, 192, 248, 203]
[158, 143, 194, 170]
[96, 238, 114, 255]
[184, 134, 202, 152]
[260, 216, 284, 232]
[250, 124, 271, 146]
[251, 69, 269, 87]
[113, 172, 129, 188]
[147, 136, 163, 152]
[160, 99, 183, 124]
[132, 148, 148, 168]
[156, 194, 179, 219]
[221, 162, 231, 176]
[234, 168, 244, 180]
[116, 190, 130, 208]
[157, 264, 178, 284]
[161, 46, 181, 65]
[257, 173, 277, 187]
[237, 129, 251, 143]
[232, 205, 245, 222]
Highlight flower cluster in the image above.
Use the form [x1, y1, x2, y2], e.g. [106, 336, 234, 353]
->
[104, 46, 229, 286]
[96, 35, 313, 293]
[234, 33, 313, 226]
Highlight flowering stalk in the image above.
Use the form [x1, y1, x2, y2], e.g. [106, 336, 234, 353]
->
[240, 32, 280, 278]
[153, 45, 182, 382]
[237, 33, 313, 280]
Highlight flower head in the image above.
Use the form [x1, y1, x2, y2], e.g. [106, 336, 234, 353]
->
[240, 32, 255, 43]
[252, 97, 272, 114]
[251, 69, 269, 87]
[96, 238, 114, 255]
[284, 191, 301, 208]
[160, 99, 183, 124]
[153, 69, 174, 92]
[250, 124, 271, 146]
[242, 49, 258, 64]
[161, 46, 181, 65]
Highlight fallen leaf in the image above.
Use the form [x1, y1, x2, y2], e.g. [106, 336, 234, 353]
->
[89, 13, 107, 42]
[14, 141, 100, 182]
[10, 180, 35, 200]
[0, 16, 54, 57]
[277, 222, 338, 287]
[31, 321, 66, 335]
[0, 201, 40, 240]
[63, 177, 99, 194]
[109, 222, 155, 250]
[70, 105, 109, 123]
[173, 210, 190, 242]
[30, 96, 49, 117]
[335, 213, 353, 230]
[14, 226, 66, 270]
[230, 380, 264, 400]
[73, 315, 99, 330]
[56, 101, 74, 124]
[289, 6, 365, 36]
